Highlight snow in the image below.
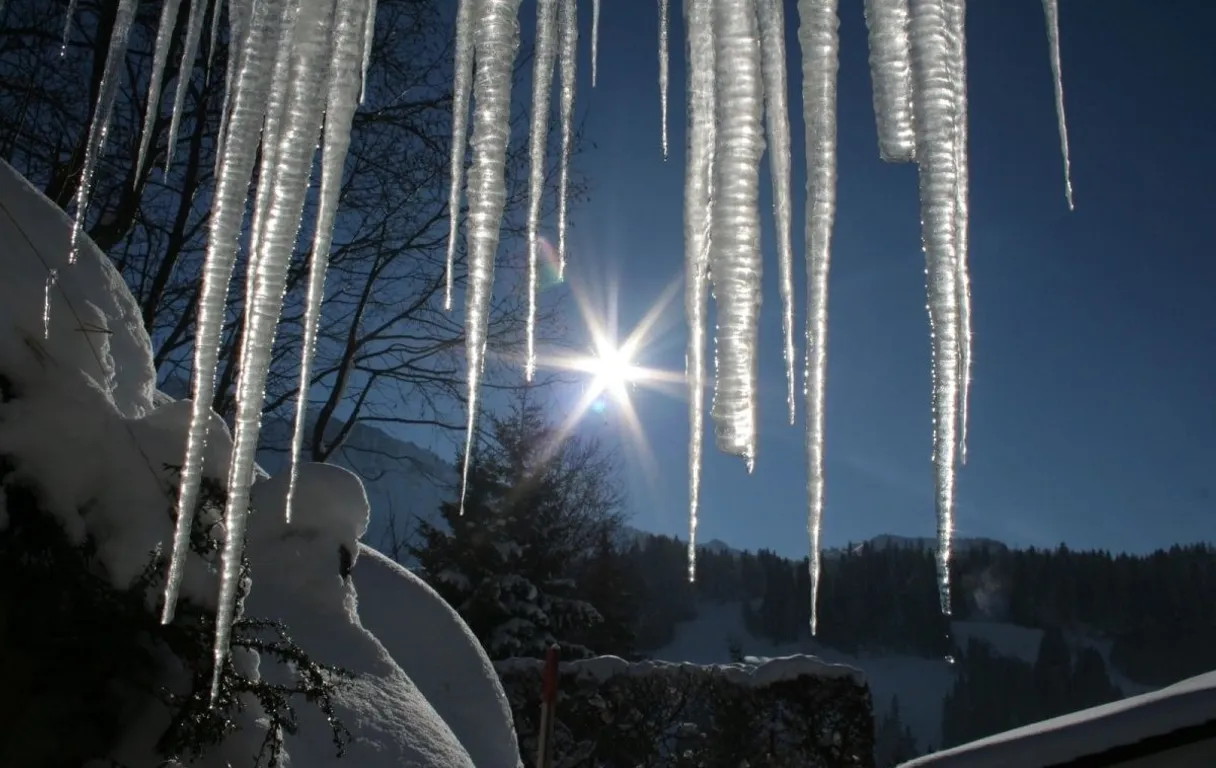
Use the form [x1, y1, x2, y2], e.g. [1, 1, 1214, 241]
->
[354, 545, 522, 768]
[0, 159, 155, 419]
[1, 161, 520, 767]
[247, 465, 478, 768]
[900, 671, 1216, 767]
[496, 651, 862, 687]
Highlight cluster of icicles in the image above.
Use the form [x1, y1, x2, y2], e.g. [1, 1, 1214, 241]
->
[45, 0, 1072, 697]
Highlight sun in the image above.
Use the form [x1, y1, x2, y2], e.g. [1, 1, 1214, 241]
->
[584, 339, 640, 400]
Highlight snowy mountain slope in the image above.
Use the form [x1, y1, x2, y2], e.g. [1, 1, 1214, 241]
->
[650, 599, 1158, 755]
[650, 600, 954, 752]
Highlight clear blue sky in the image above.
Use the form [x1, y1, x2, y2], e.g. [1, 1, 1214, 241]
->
[534, 0, 1216, 558]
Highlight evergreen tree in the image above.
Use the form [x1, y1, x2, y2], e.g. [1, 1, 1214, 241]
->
[411, 398, 626, 660]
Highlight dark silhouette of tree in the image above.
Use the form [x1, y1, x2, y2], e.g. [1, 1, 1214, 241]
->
[410, 396, 625, 660]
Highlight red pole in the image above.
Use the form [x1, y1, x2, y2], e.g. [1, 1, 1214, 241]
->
[536, 644, 560, 768]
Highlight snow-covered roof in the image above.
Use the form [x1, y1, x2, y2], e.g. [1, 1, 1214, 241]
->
[900, 670, 1216, 768]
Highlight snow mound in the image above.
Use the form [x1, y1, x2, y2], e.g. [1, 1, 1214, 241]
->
[354, 544, 522, 768]
[901, 670, 1216, 767]
[0, 159, 154, 418]
[247, 471, 476, 767]
[248, 460, 370, 557]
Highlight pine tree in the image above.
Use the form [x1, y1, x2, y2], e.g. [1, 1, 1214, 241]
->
[411, 398, 624, 660]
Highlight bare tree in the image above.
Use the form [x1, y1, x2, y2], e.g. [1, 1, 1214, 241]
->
[0, 0, 585, 465]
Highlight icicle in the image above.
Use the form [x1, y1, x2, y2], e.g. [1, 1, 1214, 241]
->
[287, 0, 370, 523]
[215, 0, 252, 180]
[682, 0, 716, 580]
[944, 0, 971, 463]
[1041, 0, 1074, 209]
[42, 269, 57, 339]
[555, 0, 578, 279]
[135, 0, 183, 181]
[444, 0, 475, 312]
[909, 0, 961, 616]
[207, 0, 224, 75]
[796, 0, 839, 636]
[525, 0, 559, 381]
[862, 0, 916, 163]
[164, 0, 208, 174]
[211, 0, 337, 700]
[163, 0, 289, 626]
[757, 0, 796, 424]
[591, 0, 600, 87]
[659, 0, 669, 159]
[708, 0, 764, 467]
[244, 0, 300, 285]
[458, 0, 522, 513]
[360, 0, 378, 103]
[68, 0, 137, 265]
[60, 0, 79, 54]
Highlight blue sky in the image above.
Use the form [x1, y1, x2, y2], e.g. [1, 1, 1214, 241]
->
[526, 0, 1216, 558]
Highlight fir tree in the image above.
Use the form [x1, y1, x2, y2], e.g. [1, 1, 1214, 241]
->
[412, 397, 625, 660]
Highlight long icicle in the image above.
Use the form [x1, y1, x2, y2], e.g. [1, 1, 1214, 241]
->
[591, 0, 600, 86]
[909, 0, 962, 616]
[525, 0, 559, 381]
[212, 0, 337, 699]
[359, 0, 378, 102]
[683, 0, 716, 580]
[443, 0, 475, 311]
[163, 0, 288, 625]
[863, 0, 916, 163]
[135, 0, 183, 181]
[943, 0, 971, 464]
[458, 0, 523, 513]
[555, 0, 578, 279]
[164, 0, 209, 174]
[214, 0, 252, 181]
[68, 0, 138, 265]
[708, 0, 765, 467]
[659, 0, 670, 158]
[796, 0, 839, 636]
[286, 0, 372, 521]
[757, 0, 797, 424]
[1041, 0, 1074, 210]
[206, 0, 224, 75]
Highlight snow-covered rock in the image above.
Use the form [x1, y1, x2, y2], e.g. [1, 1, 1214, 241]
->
[248, 464, 477, 768]
[354, 544, 523, 768]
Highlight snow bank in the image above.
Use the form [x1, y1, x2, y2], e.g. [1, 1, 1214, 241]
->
[354, 544, 522, 768]
[0, 159, 154, 418]
[0, 161, 499, 767]
[247, 465, 477, 768]
[901, 670, 1216, 767]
